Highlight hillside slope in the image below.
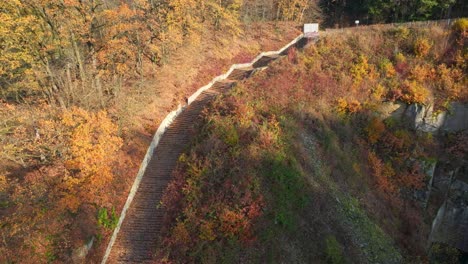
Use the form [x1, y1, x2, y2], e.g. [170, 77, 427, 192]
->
[0, 22, 300, 263]
[158, 20, 467, 263]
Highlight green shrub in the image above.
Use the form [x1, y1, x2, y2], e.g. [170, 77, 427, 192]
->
[325, 235, 344, 264]
[429, 242, 460, 264]
[262, 152, 306, 231]
[45, 250, 57, 263]
[97, 207, 119, 229]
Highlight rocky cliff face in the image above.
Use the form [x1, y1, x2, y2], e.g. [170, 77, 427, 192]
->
[429, 165, 468, 252]
[403, 103, 468, 133]
[378, 101, 468, 255]
[377, 102, 468, 133]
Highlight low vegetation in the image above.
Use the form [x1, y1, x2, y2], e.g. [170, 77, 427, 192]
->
[0, 16, 300, 264]
[0, 0, 465, 261]
[159, 20, 467, 262]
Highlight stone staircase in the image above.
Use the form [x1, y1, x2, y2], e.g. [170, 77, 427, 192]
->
[106, 81, 234, 263]
[103, 34, 313, 263]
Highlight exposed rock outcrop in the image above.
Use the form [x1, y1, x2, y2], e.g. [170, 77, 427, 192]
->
[443, 103, 468, 132]
[378, 101, 468, 253]
[378, 102, 468, 133]
[72, 237, 95, 264]
[429, 164, 468, 252]
[403, 102, 468, 133]
[404, 104, 446, 133]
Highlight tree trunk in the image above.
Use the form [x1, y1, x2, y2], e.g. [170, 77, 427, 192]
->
[70, 32, 86, 93]
[44, 59, 66, 109]
[91, 47, 104, 108]
[300, 5, 307, 22]
[66, 63, 76, 105]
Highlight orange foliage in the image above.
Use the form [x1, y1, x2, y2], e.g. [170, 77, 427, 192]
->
[380, 59, 396, 78]
[399, 80, 430, 104]
[368, 152, 396, 195]
[397, 163, 425, 190]
[366, 117, 386, 144]
[98, 4, 141, 76]
[337, 98, 362, 115]
[414, 37, 432, 58]
[220, 208, 248, 238]
[409, 64, 435, 83]
[435, 64, 465, 100]
[60, 107, 122, 212]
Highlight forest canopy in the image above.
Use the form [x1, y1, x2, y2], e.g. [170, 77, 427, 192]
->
[1, 0, 465, 107]
[321, 0, 466, 26]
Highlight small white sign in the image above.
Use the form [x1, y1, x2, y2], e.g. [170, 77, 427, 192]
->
[355, 20, 360, 25]
[304, 23, 319, 38]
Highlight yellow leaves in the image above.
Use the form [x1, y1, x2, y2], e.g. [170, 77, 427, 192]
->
[0, 173, 7, 193]
[61, 107, 85, 127]
[277, 0, 309, 21]
[350, 55, 376, 84]
[0, 1, 42, 80]
[352, 163, 361, 175]
[98, 38, 138, 75]
[204, 0, 242, 35]
[435, 63, 465, 100]
[371, 84, 386, 101]
[219, 208, 247, 237]
[394, 52, 406, 64]
[379, 59, 396, 78]
[1, 0, 245, 104]
[393, 26, 410, 40]
[337, 97, 361, 115]
[414, 37, 432, 58]
[451, 18, 468, 38]
[2, 106, 122, 188]
[172, 222, 191, 244]
[337, 98, 348, 115]
[115, 3, 136, 19]
[399, 80, 430, 104]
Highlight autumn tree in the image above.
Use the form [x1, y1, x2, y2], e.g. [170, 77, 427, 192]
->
[204, 0, 243, 34]
[0, 1, 44, 101]
[240, 0, 322, 22]
[1, 0, 243, 108]
[276, 0, 309, 21]
[60, 107, 123, 212]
